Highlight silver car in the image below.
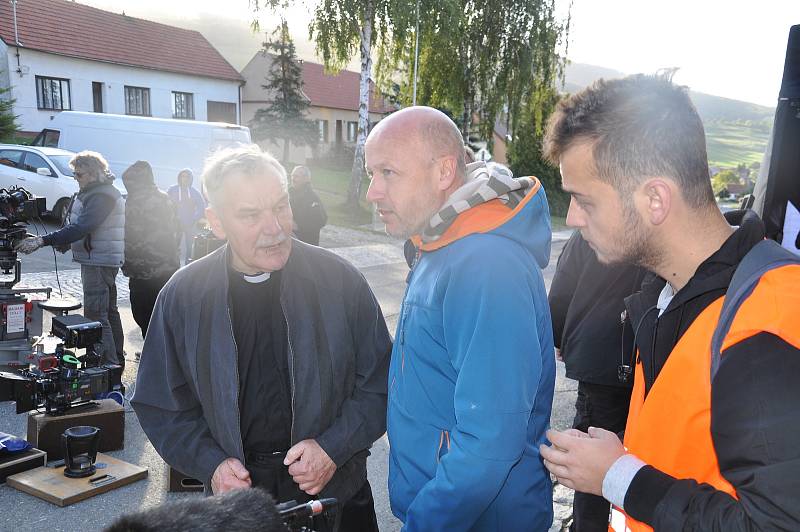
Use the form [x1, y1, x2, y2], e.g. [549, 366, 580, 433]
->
[0, 144, 79, 223]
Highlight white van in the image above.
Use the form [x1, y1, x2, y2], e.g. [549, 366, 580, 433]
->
[31, 112, 252, 191]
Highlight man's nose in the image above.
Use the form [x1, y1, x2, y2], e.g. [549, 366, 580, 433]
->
[260, 212, 284, 235]
[565, 197, 585, 228]
[366, 175, 383, 204]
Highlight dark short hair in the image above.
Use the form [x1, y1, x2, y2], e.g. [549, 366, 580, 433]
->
[543, 74, 715, 210]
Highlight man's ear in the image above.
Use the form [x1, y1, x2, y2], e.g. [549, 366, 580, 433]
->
[206, 206, 227, 240]
[641, 178, 672, 226]
[437, 156, 458, 191]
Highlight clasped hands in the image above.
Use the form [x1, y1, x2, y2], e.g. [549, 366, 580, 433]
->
[211, 439, 336, 496]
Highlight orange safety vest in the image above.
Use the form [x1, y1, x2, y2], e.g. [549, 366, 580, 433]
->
[610, 264, 800, 532]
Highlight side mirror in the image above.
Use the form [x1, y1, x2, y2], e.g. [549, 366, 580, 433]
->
[36, 167, 53, 177]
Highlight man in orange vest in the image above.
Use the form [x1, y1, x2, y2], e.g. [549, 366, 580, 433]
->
[539, 74, 800, 530]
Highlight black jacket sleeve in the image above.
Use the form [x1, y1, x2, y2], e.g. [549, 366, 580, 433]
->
[315, 273, 391, 466]
[547, 231, 583, 349]
[624, 332, 800, 530]
[131, 285, 228, 486]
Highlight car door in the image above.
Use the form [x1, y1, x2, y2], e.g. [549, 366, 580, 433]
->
[18, 151, 56, 210]
[0, 149, 28, 190]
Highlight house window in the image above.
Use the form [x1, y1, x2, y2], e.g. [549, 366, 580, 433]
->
[347, 121, 358, 142]
[125, 86, 151, 116]
[207, 101, 237, 124]
[92, 82, 104, 113]
[317, 120, 329, 143]
[172, 92, 195, 119]
[36, 76, 71, 110]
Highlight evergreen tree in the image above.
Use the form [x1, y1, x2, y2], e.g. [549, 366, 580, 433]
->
[249, 20, 317, 163]
[0, 72, 19, 143]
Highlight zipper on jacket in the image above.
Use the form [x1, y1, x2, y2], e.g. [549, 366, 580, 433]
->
[397, 247, 422, 377]
[649, 316, 660, 388]
[226, 306, 246, 465]
[280, 301, 296, 444]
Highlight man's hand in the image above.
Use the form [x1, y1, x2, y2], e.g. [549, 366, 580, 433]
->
[16, 236, 44, 254]
[284, 439, 337, 495]
[555, 348, 563, 362]
[210, 457, 252, 494]
[540, 427, 626, 496]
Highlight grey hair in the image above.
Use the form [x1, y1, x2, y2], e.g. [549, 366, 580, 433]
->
[201, 144, 287, 207]
[70, 151, 111, 182]
[290, 165, 310, 179]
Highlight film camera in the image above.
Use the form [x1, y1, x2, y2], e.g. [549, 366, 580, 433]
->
[0, 186, 46, 289]
[0, 315, 123, 415]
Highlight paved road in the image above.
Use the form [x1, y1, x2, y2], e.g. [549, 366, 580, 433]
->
[0, 224, 577, 532]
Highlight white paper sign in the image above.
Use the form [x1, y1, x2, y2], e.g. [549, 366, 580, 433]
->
[780, 201, 800, 256]
[6, 304, 25, 334]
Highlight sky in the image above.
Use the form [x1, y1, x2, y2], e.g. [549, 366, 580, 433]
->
[79, 0, 799, 107]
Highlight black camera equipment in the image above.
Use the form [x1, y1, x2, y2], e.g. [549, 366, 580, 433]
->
[62, 425, 101, 478]
[0, 186, 46, 289]
[0, 187, 50, 366]
[277, 498, 339, 532]
[190, 227, 226, 262]
[0, 315, 123, 415]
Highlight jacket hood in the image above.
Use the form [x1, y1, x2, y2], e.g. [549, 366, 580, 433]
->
[412, 161, 551, 269]
[178, 168, 194, 186]
[122, 160, 156, 192]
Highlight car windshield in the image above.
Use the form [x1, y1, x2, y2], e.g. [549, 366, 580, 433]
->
[49, 155, 74, 177]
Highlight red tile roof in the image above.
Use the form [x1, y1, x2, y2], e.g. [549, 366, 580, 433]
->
[300, 60, 394, 114]
[242, 53, 394, 113]
[0, 0, 242, 82]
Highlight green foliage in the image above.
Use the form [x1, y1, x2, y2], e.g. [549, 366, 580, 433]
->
[507, 91, 569, 216]
[376, 0, 569, 144]
[249, 21, 317, 162]
[711, 169, 740, 194]
[0, 74, 19, 143]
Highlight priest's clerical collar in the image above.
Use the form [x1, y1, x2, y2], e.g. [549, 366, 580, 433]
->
[240, 271, 271, 283]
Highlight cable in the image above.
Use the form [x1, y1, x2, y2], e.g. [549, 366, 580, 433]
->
[30, 216, 64, 298]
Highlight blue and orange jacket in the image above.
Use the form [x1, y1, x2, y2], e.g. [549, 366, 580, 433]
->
[387, 175, 556, 531]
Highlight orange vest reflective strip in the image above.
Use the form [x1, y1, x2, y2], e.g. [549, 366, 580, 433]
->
[610, 265, 800, 532]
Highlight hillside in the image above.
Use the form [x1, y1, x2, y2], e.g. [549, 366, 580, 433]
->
[563, 63, 775, 168]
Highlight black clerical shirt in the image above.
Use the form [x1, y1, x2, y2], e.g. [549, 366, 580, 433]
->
[227, 266, 292, 453]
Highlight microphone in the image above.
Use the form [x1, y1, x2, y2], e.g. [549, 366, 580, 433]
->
[278, 498, 339, 520]
[105, 487, 284, 532]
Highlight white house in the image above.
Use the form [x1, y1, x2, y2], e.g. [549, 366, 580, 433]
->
[0, 0, 243, 137]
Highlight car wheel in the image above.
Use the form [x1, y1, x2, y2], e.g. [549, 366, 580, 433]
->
[52, 198, 69, 225]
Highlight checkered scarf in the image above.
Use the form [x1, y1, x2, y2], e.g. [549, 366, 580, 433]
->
[421, 161, 537, 244]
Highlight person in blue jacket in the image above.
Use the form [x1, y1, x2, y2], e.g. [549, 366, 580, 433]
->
[365, 106, 556, 531]
[167, 168, 206, 264]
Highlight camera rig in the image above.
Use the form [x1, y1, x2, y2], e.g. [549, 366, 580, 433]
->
[0, 314, 123, 415]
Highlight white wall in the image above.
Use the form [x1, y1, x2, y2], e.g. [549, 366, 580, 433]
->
[4, 47, 241, 133]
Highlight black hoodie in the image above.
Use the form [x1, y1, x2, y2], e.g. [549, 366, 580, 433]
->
[622, 211, 800, 530]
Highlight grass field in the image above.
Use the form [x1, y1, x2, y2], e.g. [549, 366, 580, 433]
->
[704, 120, 772, 168]
[306, 166, 374, 228]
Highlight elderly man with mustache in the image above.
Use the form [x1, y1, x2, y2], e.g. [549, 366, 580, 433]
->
[132, 145, 392, 532]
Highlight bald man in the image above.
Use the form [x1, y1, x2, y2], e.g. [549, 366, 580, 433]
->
[365, 107, 556, 531]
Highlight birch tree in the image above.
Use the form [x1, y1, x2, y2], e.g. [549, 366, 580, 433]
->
[377, 0, 568, 146]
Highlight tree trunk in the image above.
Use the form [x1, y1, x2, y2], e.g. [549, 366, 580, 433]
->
[346, 0, 374, 208]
